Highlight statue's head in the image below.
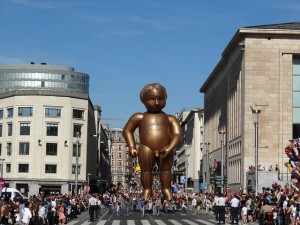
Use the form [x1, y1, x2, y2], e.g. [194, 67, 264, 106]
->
[140, 83, 167, 112]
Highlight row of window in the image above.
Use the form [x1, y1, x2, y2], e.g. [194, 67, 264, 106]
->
[0, 81, 89, 93]
[4, 163, 81, 174]
[0, 72, 88, 83]
[0, 123, 82, 138]
[0, 107, 84, 119]
[0, 143, 82, 156]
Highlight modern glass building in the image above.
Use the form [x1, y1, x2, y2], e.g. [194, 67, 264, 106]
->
[0, 63, 103, 196]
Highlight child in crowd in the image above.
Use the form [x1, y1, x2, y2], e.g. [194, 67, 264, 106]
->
[242, 204, 248, 224]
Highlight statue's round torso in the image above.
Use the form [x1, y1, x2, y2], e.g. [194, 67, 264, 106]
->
[139, 112, 171, 150]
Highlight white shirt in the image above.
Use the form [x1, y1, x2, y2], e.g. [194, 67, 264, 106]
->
[22, 208, 32, 224]
[217, 197, 226, 206]
[231, 197, 240, 207]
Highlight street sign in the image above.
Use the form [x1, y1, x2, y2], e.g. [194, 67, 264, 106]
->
[180, 176, 186, 183]
[200, 183, 207, 190]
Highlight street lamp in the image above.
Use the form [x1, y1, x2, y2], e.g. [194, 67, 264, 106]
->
[205, 142, 210, 183]
[219, 131, 225, 193]
[75, 131, 81, 195]
[251, 106, 261, 197]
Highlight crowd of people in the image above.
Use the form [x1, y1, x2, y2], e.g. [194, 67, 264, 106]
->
[0, 193, 89, 225]
[2, 181, 300, 225]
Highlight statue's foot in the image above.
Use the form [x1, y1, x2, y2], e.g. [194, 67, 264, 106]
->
[162, 188, 172, 200]
[142, 189, 152, 200]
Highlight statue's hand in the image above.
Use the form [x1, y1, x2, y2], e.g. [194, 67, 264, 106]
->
[129, 147, 138, 158]
[161, 147, 172, 159]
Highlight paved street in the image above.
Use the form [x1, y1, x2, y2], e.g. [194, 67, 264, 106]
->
[65, 207, 259, 225]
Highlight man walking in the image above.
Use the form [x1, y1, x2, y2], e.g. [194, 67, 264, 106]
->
[216, 193, 226, 224]
[88, 194, 97, 222]
[230, 194, 241, 224]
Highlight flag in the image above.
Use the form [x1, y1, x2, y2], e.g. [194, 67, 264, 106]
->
[213, 159, 218, 170]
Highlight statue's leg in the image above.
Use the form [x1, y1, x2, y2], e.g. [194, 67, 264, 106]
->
[139, 145, 155, 200]
[159, 154, 173, 200]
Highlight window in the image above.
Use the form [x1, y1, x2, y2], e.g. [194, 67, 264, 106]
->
[73, 109, 84, 119]
[45, 164, 57, 173]
[18, 164, 29, 173]
[117, 176, 122, 181]
[46, 143, 57, 156]
[72, 144, 81, 157]
[7, 108, 13, 118]
[117, 160, 122, 166]
[7, 123, 12, 136]
[18, 107, 33, 116]
[6, 143, 12, 156]
[73, 125, 81, 137]
[6, 164, 11, 173]
[19, 142, 29, 155]
[0, 143, 1, 156]
[72, 165, 81, 174]
[0, 109, 3, 119]
[20, 123, 30, 135]
[0, 124, 2, 137]
[118, 145, 122, 151]
[46, 123, 58, 136]
[45, 108, 61, 117]
[118, 152, 122, 158]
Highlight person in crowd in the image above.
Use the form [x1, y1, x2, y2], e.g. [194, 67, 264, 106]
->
[242, 203, 248, 224]
[58, 203, 66, 225]
[88, 194, 97, 222]
[181, 199, 187, 215]
[95, 195, 101, 219]
[21, 201, 32, 225]
[38, 202, 46, 225]
[216, 193, 226, 224]
[116, 200, 121, 216]
[155, 198, 161, 216]
[230, 194, 240, 224]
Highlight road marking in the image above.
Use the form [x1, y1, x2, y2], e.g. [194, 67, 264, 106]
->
[154, 220, 167, 225]
[128, 220, 135, 225]
[168, 219, 182, 225]
[141, 220, 151, 225]
[112, 220, 121, 225]
[182, 219, 199, 225]
[201, 219, 223, 225]
[96, 220, 107, 225]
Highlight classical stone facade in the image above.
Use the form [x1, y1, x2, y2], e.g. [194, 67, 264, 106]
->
[200, 22, 300, 193]
[0, 63, 103, 196]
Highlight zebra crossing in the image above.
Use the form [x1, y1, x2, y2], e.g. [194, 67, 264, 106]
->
[70, 217, 234, 225]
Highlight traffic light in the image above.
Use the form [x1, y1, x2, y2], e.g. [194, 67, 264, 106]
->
[223, 175, 227, 185]
[210, 177, 215, 184]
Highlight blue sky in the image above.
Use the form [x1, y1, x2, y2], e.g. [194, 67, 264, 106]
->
[1, 0, 300, 128]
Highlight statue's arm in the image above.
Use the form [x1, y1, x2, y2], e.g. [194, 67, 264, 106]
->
[162, 115, 182, 157]
[123, 113, 143, 157]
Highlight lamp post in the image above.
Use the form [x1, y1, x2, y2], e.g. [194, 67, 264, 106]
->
[75, 131, 80, 195]
[219, 131, 225, 193]
[251, 106, 261, 197]
[205, 142, 210, 184]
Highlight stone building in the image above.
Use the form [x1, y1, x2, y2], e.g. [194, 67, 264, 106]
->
[0, 63, 103, 196]
[200, 22, 300, 193]
[174, 108, 204, 193]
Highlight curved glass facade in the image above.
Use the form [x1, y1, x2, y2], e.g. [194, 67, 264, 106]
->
[0, 64, 89, 94]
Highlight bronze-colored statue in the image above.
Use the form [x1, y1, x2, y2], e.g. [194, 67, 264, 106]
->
[123, 83, 182, 200]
